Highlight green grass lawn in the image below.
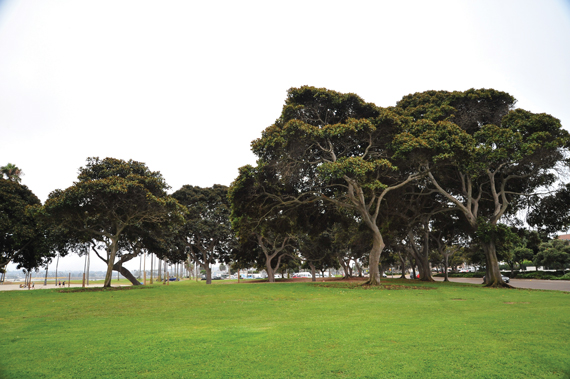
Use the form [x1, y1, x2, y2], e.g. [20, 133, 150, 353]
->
[1, 279, 569, 378]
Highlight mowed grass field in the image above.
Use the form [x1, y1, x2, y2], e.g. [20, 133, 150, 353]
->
[1, 279, 569, 379]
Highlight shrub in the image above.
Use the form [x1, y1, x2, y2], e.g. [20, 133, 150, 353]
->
[513, 271, 564, 280]
[552, 272, 570, 280]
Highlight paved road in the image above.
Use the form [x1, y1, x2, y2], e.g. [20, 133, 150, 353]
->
[433, 277, 570, 292]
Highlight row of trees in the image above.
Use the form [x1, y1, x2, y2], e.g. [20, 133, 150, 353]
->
[2, 87, 570, 288]
[228, 86, 570, 287]
[0, 159, 231, 287]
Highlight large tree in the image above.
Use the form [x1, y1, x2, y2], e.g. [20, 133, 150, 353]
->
[249, 86, 424, 285]
[42, 157, 186, 287]
[392, 89, 570, 287]
[534, 239, 570, 272]
[229, 165, 298, 282]
[0, 178, 52, 273]
[172, 184, 234, 284]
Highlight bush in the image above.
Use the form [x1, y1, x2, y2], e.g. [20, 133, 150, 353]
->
[512, 271, 565, 280]
[433, 271, 570, 280]
[552, 272, 570, 280]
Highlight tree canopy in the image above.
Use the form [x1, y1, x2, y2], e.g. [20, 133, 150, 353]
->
[41, 157, 186, 287]
[1, 163, 23, 183]
[172, 184, 234, 284]
[0, 178, 52, 271]
[534, 239, 570, 272]
[249, 86, 424, 285]
[391, 88, 570, 286]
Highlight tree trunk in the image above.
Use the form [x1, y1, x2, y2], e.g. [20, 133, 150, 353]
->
[482, 240, 511, 288]
[150, 253, 154, 284]
[86, 251, 90, 285]
[309, 262, 316, 282]
[339, 258, 350, 278]
[103, 239, 119, 287]
[363, 229, 384, 285]
[55, 254, 59, 286]
[112, 262, 141, 285]
[397, 251, 406, 279]
[157, 259, 162, 281]
[443, 254, 449, 282]
[204, 263, 212, 284]
[408, 230, 434, 282]
[265, 257, 275, 283]
[415, 252, 433, 281]
[356, 261, 363, 277]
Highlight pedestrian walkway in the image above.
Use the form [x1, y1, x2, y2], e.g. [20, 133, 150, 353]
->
[0, 282, 121, 291]
[433, 277, 570, 292]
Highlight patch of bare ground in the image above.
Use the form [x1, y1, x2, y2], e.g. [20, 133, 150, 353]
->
[244, 276, 369, 284]
[245, 277, 435, 290]
[310, 282, 436, 290]
[57, 286, 152, 293]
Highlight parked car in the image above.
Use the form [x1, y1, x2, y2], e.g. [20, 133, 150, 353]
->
[482, 275, 510, 283]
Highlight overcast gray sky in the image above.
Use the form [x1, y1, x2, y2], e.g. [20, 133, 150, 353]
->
[2, 0, 569, 273]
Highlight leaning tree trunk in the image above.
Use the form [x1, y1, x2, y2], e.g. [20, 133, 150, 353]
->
[356, 262, 363, 277]
[482, 240, 511, 288]
[339, 258, 350, 278]
[112, 262, 141, 285]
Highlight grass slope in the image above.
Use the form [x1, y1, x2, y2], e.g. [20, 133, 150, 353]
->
[1, 279, 569, 378]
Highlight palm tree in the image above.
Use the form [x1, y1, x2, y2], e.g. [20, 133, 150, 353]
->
[1, 163, 23, 183]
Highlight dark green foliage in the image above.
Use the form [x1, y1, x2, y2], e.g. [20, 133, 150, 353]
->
[41, 157, 185, 286]
[534, 239, 570, 271]
[0, 163, 23, 183]
[527, 183, 570, 234]
[0, 179, 52, 271]
[513, 271, 568, 280]
[392, 88, 570, 286]
[172, 184, 235, 283]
